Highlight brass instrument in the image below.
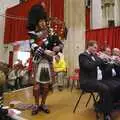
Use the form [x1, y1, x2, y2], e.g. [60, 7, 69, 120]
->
[97, 52, 120, 65]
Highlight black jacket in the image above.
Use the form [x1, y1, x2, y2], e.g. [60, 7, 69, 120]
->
[79, 51, 105, 85]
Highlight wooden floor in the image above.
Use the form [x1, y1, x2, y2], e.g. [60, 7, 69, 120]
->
[3, 87, 120, 120]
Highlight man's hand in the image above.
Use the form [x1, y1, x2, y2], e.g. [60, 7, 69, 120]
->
[44, 50, 55, 56]
[52, 46, 61, 52]
[35, 47, 44, 56]
[33, 47, 44, 61]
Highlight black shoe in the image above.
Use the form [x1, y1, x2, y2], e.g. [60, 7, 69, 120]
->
[40, 105, 50, 114]
[31, 105, 39, 115]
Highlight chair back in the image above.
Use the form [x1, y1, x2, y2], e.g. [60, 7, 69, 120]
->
[74, 68, 80, 78]
[74, 68, 80, 74]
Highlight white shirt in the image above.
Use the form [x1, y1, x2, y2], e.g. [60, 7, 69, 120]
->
[112, 68, 116, 77]
[90, 54, 103, 80]
[97, 66, 102, 80]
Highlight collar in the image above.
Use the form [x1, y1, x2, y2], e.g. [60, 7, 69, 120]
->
[86, 50, 91, 55]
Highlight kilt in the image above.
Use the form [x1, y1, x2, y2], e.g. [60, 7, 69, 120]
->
[35, 58, 51, 84]
[33, 58, 52, 97]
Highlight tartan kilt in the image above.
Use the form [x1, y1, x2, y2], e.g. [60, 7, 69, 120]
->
[35, 59, 51, 83]
[33, 59, 53, 97]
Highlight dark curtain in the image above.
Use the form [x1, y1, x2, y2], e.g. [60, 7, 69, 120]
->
[86, 27, 120, 49]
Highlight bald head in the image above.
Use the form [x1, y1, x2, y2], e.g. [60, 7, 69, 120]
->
[104, 47, 111, 56]
[112, 48, 120, 56]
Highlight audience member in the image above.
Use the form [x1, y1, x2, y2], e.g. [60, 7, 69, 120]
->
[53, 54, 67, 91]
[8, 66, 17, 91]
[99, 47, 120, 103]
[20, 67, 29, 88]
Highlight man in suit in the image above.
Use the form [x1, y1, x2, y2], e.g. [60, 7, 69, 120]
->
[112, 48, 120, 78]
[111, 48, 120, 101]
[79, 40, 112, 120]
[99, 47, 120, 103]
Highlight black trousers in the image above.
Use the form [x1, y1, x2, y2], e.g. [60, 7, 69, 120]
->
[81, 81, 113, 114]
[102, 79, 120, 102]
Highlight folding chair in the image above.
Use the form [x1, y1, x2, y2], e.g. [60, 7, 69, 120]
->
[73, 90, 98, 113]
[68, 68, 80, 92]
[73, 90, 102, 120]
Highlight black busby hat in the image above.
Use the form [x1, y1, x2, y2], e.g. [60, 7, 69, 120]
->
[27, 4, 48, 31]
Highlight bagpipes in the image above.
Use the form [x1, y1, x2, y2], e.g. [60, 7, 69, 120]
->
[28, 17, 65, 53]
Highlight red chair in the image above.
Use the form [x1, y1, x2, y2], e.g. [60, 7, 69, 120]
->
[68, 68, 80, 92]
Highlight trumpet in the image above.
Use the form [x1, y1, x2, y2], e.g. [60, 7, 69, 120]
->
[97, 52, 120, 65]
[97, 52, 111, 62]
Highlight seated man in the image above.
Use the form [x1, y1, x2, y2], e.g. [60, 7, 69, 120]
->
[111, 48, 120, 78]
[98, 47, 118, 81]
[98, 47, 120, 103]
[0, 70, 12, 120]
[79, 40, 113, 120]
[112, 48, 120, 58]
[8, 66, 16, 91]
[111, 48, 120, 101]
[53, 54, 67, 91]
